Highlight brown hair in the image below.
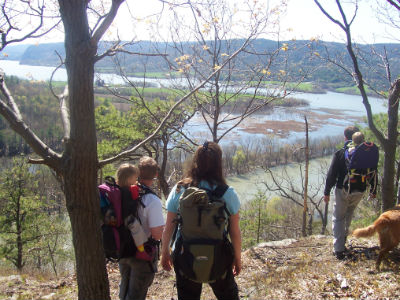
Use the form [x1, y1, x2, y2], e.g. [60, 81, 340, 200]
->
[116, 163, 139, 187]
[180, 141, 226, 187]
[344, 126, 360, 140]
[352, 131, 364, 145]
[138, 156, 159, 180]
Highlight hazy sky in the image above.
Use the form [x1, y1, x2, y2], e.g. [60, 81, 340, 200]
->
[281, 0, 398, 43]
[13, 0, 399, 45]
[107, 0, 398, 44]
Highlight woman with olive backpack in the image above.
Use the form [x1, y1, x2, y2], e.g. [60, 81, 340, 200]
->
[161, 141, 241, 300]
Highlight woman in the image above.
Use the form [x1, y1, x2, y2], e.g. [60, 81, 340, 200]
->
[161, 141, 241, 300]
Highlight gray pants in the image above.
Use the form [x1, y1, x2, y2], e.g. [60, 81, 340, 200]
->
[332, 188, 364, 252]
[118, 256, 157, 300]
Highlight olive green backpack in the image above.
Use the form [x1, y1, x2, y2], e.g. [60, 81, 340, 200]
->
[172, 184, 234, 283]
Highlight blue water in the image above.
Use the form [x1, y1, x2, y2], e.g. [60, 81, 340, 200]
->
[0, 59, 387, 144]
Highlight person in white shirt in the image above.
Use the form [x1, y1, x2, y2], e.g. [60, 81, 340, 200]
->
[118, 157, 165, 300]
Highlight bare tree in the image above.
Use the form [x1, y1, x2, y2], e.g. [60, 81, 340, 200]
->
[375, 0, 400, 40]
[263, 162, 326, 236]
[0, 1, 244, 299]
[153, 0, 311, 144]
[100, 57, 198, 198]
[314, 0, 400, 211]
[0, 0, 61, 51]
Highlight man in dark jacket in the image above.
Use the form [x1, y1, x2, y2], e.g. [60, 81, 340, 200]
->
[324, 126, 377, 260]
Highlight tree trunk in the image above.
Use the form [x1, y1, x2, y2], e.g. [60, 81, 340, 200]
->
[307, 212, 313, 236]
[60, 1, 110, 299]
[382, 142, 397, 210]
[381, 79, 399, 211]
[16, 223, 22, 271]
[158, 136, 170, 198]
[302, 116, 309, 237]
[257, 198, 261, 244]
[16, 193, 22, 270]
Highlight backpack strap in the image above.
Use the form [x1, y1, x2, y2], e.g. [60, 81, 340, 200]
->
[211, 184, 229, 199]
[104, 176, 119, 187]
[137, 183, 157, 208]
[210, 184, 231, 236]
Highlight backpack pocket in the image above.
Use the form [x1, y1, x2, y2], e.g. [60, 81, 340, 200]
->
[172, 238, 234, 283]
[101, 224, 119, 259]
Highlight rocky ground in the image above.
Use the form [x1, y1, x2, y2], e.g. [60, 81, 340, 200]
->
[1, 235, 400, 299]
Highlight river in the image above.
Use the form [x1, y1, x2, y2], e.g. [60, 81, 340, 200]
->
[227, 156, 331, 203]
[0, 59, 385, 202]
[0, 59, 387, 144]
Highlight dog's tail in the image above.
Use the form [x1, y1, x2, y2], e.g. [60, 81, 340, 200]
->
[353, 224, 376, 238]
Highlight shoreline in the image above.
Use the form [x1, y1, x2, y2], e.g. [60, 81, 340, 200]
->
[1, 59, 378, 97]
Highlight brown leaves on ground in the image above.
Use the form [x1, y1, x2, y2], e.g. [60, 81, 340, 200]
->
[2, 235, 400, 299]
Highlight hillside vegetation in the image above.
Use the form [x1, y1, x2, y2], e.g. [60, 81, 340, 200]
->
[3, 39, 400, 92]
[1, 235, 399, 300]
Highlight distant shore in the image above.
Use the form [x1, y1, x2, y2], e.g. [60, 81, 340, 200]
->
[0, 58, 382, 98]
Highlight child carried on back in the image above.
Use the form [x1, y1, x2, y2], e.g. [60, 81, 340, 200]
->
[347, 131, 364, 156]
[115, 163, 153, 261]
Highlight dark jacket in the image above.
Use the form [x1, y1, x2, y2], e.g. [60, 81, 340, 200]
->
[324, 141, 378, 196]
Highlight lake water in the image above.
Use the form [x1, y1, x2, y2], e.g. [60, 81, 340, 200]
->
[0, 59, 387, 144]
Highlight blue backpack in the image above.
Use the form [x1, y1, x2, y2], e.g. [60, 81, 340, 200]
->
[344, 142, 379, 193]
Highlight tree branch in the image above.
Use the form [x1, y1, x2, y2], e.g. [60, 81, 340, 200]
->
[95, 43, 168, 62]
[1, 0, 61, 51]
[386, 0, 400, 11]
[316, 0, 386, 145]
[0, 69, 22, 119]
[99, 40, 247, 167]
[91, 0, 125, 45]
[59, 85, 70, 142]
[0, 73, 62, 171]
[313, 0, 346, 31]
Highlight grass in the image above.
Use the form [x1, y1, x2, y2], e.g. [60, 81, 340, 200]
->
[95, 85, 309, 108]
[249, 81, 324, 93]
[124, 72, 180, 78]
[335, 85, 375, 96]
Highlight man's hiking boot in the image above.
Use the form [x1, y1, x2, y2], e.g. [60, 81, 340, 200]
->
[334, 248, 355, 261]
[335, 251, 347, 260]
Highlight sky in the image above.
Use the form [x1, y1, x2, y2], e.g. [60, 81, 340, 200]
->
[107, 0, 399, 44]
[10, 0, 400, 45]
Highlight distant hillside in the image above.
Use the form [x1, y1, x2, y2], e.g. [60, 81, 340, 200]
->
[18, 43, 65, 66]
[2, 39, 400, 90]
[1, 44, 31, 60]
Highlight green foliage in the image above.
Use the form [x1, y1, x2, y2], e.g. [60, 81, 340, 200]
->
[0, 157, 71, 273]
[335, 85, 374, 95]
[232, 148, 246, 174]
[96, 101, 144, 160]
[240, 192, 285, 249]
[0, 157, 39, 269]
[0, 78, 64, 157]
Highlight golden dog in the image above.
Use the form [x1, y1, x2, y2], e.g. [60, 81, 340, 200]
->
[353, 206, 400, 270]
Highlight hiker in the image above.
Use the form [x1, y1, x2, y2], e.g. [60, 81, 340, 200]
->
[118, 158, 165, 300]
[324, 126, 378, 260]
[161, 141, 241, 300]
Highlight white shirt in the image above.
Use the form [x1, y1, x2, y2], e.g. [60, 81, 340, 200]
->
[138, 192, 165, 238]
